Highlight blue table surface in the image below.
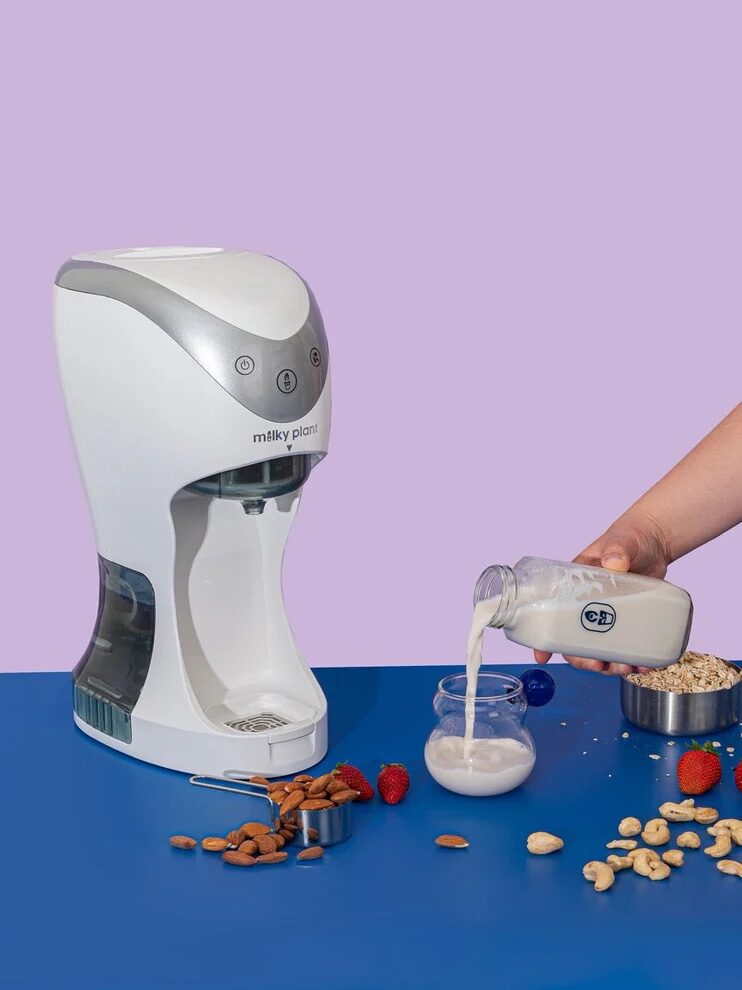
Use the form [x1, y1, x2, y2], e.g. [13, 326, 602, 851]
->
[1, 666, 740, 990]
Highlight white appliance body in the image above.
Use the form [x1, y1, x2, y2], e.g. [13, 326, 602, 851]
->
[54, 247, 331, 776]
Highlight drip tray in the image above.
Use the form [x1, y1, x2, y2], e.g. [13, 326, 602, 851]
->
[225, 712, 291, 733]
[206, 691, 317, 739]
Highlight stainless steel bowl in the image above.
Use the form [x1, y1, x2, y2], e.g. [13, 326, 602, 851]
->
[189, 774, 353, 846]
[620, 662, 741, 736]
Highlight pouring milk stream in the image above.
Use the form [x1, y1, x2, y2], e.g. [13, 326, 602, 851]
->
[426, 557, 693, 797]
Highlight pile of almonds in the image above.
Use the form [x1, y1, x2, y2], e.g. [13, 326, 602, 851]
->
[169, 770, 360, 868]
[170, 815, 323, 866]
[253, 771, 360, 815]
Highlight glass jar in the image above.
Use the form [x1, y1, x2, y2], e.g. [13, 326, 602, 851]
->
[474, 556, 692, 667]
[424, 672, 536, 796]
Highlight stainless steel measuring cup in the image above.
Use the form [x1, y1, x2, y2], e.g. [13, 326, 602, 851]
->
[189, 774, 353, 847]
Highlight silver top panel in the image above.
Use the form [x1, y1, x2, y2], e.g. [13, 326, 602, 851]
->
[56, 259, 329, 424]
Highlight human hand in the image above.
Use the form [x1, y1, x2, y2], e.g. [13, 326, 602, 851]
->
[534, 515, 673, 675]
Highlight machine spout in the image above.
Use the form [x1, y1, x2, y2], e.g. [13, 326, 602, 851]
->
[242, 499, 266, 515]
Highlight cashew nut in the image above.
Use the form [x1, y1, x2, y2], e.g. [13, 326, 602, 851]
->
[606, 838, 638, 851]
[662, 849, 684, 868]
[676, 831, 701, 849]
[583, 860, 615, 891]
[631, 848, 661, 876]
[717, 859, 742, 878]
[526, 832, 564, 855]
[713, 821, 742, 844]
[659, 801, 696, 823]
[707, 824, 731, 837]
[641, 819, 671, 846]
[618, 817, 642, 837]
[648, 861, 672, 881]
[606, 854, 632, 872]
[705, 832, 733, 858]
[716, 818, 742, 831]
[694, 806, 719, 825]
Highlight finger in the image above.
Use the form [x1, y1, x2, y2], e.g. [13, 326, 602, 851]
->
[605, 663, 634, 676]
[565, 655, 609, 674]
[533, 650, 552, 664]
[598, 544, 633, 572]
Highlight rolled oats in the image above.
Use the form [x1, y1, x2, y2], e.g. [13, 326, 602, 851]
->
[626, 652, 740, 694]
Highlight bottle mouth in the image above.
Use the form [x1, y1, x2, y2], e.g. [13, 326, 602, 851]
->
[473, 565, 518, 628]
[437, 671, 524, 702]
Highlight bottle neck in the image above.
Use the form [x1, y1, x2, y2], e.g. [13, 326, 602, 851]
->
[473, 564, 518, 628]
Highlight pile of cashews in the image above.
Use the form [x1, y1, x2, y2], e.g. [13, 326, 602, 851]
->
[527, 799, 742, 892]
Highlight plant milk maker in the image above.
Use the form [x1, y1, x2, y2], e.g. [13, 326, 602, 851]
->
[54, 247, 330, 776]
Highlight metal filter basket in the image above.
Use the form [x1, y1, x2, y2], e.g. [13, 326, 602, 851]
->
[620, 662, 742, 736]
[189, 774, 353, 846]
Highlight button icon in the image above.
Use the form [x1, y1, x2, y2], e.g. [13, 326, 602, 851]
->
[310, 347, 321, 368]
[276, 369, 298, 394]
[235, 355, 255, 376]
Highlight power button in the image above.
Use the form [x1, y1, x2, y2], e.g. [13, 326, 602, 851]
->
[235, 355, 255, 376]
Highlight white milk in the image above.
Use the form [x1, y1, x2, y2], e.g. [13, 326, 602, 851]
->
[428, 595, 533, 796]
[464, 597, 500, 753]
[425, 735, 535, 796]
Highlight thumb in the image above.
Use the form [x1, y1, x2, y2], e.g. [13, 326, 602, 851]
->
[599, 543, 632, 573]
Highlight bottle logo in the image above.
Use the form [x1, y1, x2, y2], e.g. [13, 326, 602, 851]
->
[580, 602, 616, 633]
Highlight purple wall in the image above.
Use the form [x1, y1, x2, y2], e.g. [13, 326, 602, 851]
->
[3, 2, 740, 672]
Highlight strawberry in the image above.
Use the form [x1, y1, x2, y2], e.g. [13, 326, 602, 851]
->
[377, 763, 410, 805]
[333, 762, 374, 802]
[735, 759, 742, 793]
[676, 740, 722, 795]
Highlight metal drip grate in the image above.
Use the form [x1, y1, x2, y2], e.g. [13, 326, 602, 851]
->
[225, 712, 290, 733]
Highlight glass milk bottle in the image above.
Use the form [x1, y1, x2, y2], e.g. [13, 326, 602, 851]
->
[474, 557, 693, 668]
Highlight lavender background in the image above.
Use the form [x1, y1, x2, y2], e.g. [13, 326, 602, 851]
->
[2, 1, 740, 673]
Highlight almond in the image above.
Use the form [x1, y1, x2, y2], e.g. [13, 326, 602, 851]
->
[300, 799, 334, 810]
[241, 822, 272, 838]
[307, 827, 320, 841]
[249, 776, 270, 786]
[272, 833, 286, 849]
[257, 851, 289, 864]
[273, 818, 282, 831]
[254, 834, 278, 855]
[307, 774, 333, 795]
[284, 781, 306, 793]
[202, 837, 230, 852]
[308, 791, 327, 800]
[226, 830, 244, 847]
[435, 834, 469, 849]
[294, 774, 314, 783]
[330, 790, 359, 805]
[238, 840, 258, 856]
[297, 846, 325, 861]
[278, 829, 295, 843]
[169, 835, 197, 850]
[269, 791, 288, 807]
[280, 790, 306, 816]
[267, 780, 291, 793]
[326, 779, 349, 795]
[222, 851, 257, 867]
